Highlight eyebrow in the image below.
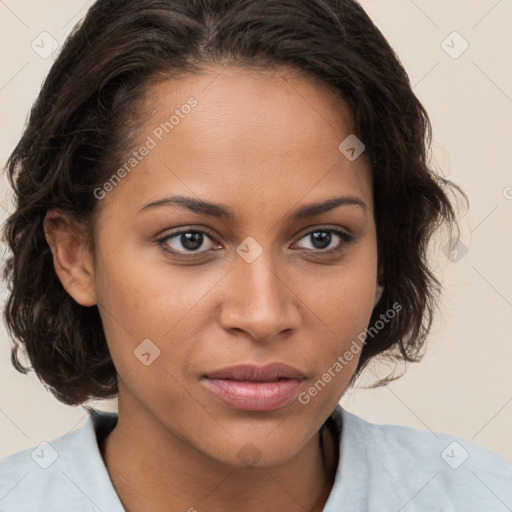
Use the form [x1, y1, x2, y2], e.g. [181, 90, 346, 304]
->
[139, 194, 367, 220]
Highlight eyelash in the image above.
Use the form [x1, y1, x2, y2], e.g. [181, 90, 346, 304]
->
[156, 226, 356, 259]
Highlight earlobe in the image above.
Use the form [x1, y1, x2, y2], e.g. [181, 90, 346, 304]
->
[374, 284, 384, 307]
[43, 209, 97, 307]
[374, 266, 385, 307]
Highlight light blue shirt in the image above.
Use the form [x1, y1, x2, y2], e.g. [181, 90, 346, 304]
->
[1, 405, 511, 511]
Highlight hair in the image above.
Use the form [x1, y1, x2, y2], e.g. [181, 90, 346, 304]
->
[2, 0, 466, 406]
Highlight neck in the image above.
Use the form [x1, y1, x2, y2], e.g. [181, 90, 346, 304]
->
[100, 392, 338, 512]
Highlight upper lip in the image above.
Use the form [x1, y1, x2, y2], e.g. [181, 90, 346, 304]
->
[204, 363, 306, 382]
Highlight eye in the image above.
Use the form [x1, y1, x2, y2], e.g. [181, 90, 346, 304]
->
[157, 228, 221, 256]
[156, 226, 355, 259]
[292, 227, 355, 254]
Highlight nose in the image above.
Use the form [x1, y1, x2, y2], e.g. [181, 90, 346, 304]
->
[218, 250, 301, 342]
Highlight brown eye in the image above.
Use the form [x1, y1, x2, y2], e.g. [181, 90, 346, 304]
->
[158, 229, 221, 255]
[292, 228, 354, 253]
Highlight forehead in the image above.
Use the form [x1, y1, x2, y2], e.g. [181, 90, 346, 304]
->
[100, 66, 372, 221]
[142, 65, 358, 157]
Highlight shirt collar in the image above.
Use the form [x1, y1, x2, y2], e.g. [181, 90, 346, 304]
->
[77, 405, 353, 511]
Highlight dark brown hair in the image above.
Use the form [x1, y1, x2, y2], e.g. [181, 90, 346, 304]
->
[2, 0, 466, 406]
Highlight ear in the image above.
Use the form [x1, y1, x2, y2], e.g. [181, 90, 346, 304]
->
[43, 209, 97, 307]
[374, 283, 384, 307]
[374, 266, 384, 307]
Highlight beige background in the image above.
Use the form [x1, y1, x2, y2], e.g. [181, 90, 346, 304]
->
[1, 0, 511, 463]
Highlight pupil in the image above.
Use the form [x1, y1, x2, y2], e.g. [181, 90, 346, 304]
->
[182, 232, 203, 250]
[311, 231, 331, 249]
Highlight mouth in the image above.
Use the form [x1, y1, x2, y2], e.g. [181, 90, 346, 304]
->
[202, 363, 306, 411]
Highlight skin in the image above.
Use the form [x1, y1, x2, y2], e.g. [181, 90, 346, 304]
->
[44, 66, 379, 512]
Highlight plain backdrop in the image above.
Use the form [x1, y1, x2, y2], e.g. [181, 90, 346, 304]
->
[1, 0, 511, 463]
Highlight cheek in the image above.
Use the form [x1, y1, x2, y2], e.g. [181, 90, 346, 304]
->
[94, 237, 208, 330]
[93, 243, 224, 378]
[302, 249, 378, 385]
[310, 242, 378, 330]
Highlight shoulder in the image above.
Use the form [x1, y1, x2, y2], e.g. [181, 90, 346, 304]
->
[341, 407, 511, 473]
[0, 411, 121, 512]
[329, 406, 512, 510]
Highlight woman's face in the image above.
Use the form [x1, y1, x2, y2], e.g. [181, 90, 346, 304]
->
[89, 66, 378, 466]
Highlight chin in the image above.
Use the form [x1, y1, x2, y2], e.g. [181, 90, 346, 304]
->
[199, 428, 312, 469]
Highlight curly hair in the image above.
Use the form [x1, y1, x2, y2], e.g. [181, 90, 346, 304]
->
[1, 0, 466, 406]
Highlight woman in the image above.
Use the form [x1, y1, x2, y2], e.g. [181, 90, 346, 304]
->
[1, 0, 510, 510]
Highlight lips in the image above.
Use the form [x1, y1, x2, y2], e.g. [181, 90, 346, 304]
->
[204, 363, 305, 382]
[202, 363, 306, 411]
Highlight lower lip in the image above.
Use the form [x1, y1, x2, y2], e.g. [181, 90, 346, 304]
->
[202, 378, 303, 411]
